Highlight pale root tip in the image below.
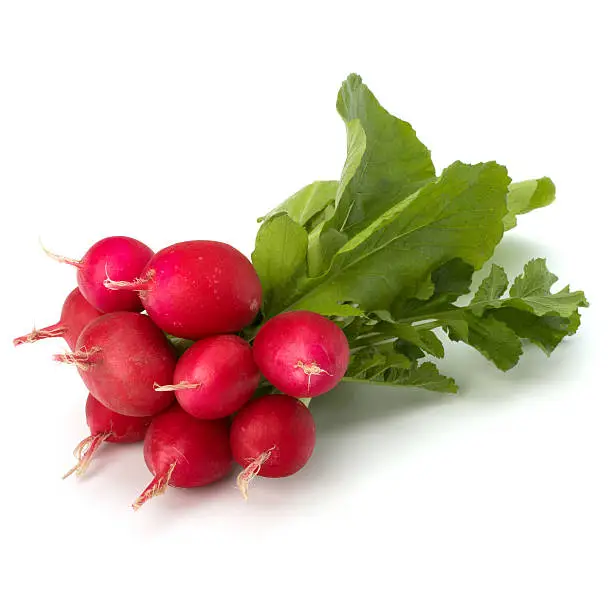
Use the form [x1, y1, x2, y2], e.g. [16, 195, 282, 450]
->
[53, 347, 100, 370]
[236, 447, 275, 501]
[62, 432, 111, 480]
[132, 462, 176, 511]
[39, 238, 82, 267]
[103, 266, 153, 293]
[154, 381, 201, 392]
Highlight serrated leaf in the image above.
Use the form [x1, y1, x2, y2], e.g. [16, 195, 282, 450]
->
[490, 308, 581, 355]
[252, 214, 308, 316]
[470, 264, 509, 315]
[504, 177, 556, 230]
[507, 258, 589, 317]
[345, 344, 457, 393]
[447, 312, 523, 371]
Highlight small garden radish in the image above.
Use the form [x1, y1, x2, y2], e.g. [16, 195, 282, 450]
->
[155, 335, 260, 419]
[253, 310, 350, 398]
[104, 240, 262, 339]
[63, 395, 151, 479]
[133, 405, 232, 510]
[54, 312, 176, 417]
[44, 236, 154, 313]
[230, 394, 316, 499]
[13, 287, 102, 350]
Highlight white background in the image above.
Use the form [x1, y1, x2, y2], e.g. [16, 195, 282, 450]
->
[1, 2, 610, 611]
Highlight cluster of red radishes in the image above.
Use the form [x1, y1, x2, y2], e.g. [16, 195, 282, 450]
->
[14, 236, 350, 508]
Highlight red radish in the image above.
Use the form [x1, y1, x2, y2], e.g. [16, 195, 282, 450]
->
[155, 335, 260, 419]
[133, 405, 232, 510]
[63, 394, 151, 479]
[230, 394, 316, 499]
[253, 310, 350, 398]
[13, 287, 102, 350]
[104, 240, 262, 339]
[54, 312, 176, 417]
[43, 236, 153, 313]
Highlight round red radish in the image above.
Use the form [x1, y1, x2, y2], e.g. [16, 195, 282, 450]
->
[253, 310, 350, 398]
[63, 394, 151, 479]
[133, 405, 232, 510]
[155, 335, 260, 419]
[104, 240, 262, 339]
[44, 236, 153, 313]
[54, 312, 176, 417]
[230, 394, 316, 498]
[13, 287, 102, 350]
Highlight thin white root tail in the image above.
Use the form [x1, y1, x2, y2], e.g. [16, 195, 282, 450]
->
[39, 238, 82, 267]
[236, 446, 275, 501]
[103, 265, 153, 292]
[154, 381, 201, 392]
[62, 432, 111, 479]
[294, 360, 332, 392]
[53, 347, 101, 371]
[132, 462, 177, 511]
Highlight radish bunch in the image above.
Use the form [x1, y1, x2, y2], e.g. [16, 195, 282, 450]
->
[15, 236, 349, 509]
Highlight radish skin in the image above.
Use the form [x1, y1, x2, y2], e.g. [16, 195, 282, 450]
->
[104, 240, 262, 339]
[44, 236, 153, 313]
[230, 394, 316, 499]
[13, 288, 102, 350]
[63, 395, 151, 479]
[54, 312, 176, 417]
[155, 335, 260, 419]
[253, 310, 350, 398]
[133, 405, 232, 510]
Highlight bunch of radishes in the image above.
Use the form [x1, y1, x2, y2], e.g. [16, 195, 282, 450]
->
[15, 236, 350, 508]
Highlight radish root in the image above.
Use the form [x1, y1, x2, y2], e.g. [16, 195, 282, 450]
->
[39, 238, 82, 268]
[62, 432, 111, 479]
[236, 446, 275, 501]
[13, 324, 67, 346]
[294, 360, 331, 392]
[53, 347, 101, 370]
[103, 267, 154, 292]
[132, 462, 177, 511]
[154, 381, 201, 392]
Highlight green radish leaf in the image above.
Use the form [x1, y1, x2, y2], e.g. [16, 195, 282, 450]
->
[470, 264, 509, 315]
[504, 177, 556, 230]
[252, 214, 308, 317]
[344, 343, 457, 393]
[286, 161, 510, 317]
[258, 181, 338, 227]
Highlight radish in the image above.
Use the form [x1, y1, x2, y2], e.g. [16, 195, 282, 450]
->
[104, 240, 262, 339]
[54, 312, 176, 417]
[230, 394, 316, 499]
[133, 405, 232, 510]
[63, 394, 151, 479]
[43, 236, 153, 313]
[13, 287, 102, 350]
[253, 310, 350, 398]
[155, 334, 260, 419]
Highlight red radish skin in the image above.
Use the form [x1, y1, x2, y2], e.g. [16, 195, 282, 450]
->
[230, 394, 316, 499]
[253, 310, 350, 398]
[155, 335, 260, 419]
[44, 236, 154, 313]
[104, 240, 262, 339]
[13, 288, 102, 350]
[133, 405, 232, 510]
[54, 312, 176, 417]
[63, 394, 151, 479]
